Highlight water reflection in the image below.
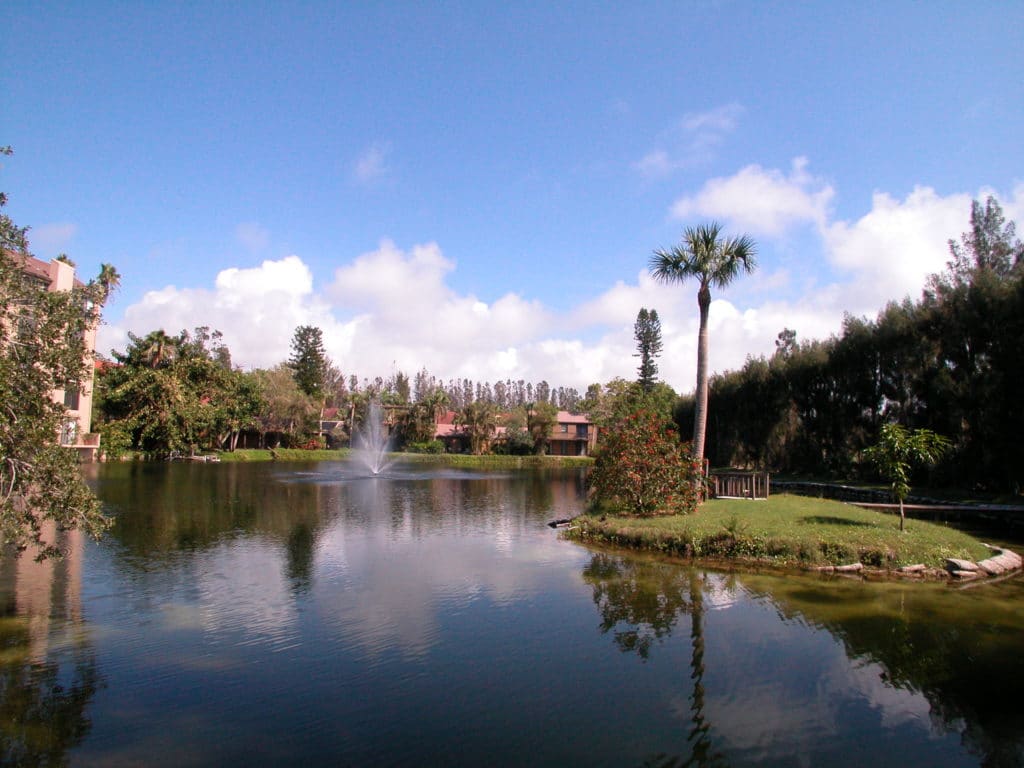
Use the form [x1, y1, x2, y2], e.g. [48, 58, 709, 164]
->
[8, 462, 1019, 766]
[583, 555, 725, 766]
[581, 551, 1024, 767]
[0, 524, 100, 765]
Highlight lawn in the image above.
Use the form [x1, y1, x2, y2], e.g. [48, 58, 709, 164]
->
[570, 493, 992, 571]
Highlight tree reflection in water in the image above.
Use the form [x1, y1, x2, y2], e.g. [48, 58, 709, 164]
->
[583, 551, 1024, 768]
[0, 528, 100, 766]
[583, 554, 727, 767]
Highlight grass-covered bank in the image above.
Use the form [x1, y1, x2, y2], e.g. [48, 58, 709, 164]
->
[217, 449, 593, 469]
[568, 494, 993, 572]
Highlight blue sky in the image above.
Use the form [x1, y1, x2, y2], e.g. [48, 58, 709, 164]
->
[3, 2, 1022, 393]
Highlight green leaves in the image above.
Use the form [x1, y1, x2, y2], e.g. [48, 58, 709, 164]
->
[864, 423, 951, 503]
[589, 409, 701, 517]
[288, 325, 328, 399]
[2, 186, 115, 556]
[97, 326, 261, 456]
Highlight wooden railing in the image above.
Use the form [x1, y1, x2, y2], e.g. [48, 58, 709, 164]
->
[710, 471, 770, 499]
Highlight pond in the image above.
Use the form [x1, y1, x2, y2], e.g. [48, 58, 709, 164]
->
[1, 461, 1022, 766]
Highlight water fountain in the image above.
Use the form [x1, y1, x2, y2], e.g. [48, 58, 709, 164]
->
[351, 400, 392, 476]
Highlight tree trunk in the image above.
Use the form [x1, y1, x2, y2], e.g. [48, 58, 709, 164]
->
[899, 497, 906, 532]
[692, 284, 711, 462]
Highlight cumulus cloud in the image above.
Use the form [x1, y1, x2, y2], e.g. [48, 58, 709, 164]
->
[98, 168, 1015, 397]
[671, 156, 834, 237]
[634, 103, 744, 177]
[822, 186, 971, 313]
[99, 255, 349, 369]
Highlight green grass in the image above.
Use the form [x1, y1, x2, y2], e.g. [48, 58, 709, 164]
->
[570, 493, 992, 570]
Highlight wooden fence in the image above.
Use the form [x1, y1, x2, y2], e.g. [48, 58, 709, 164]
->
[710, 471, 770, 500]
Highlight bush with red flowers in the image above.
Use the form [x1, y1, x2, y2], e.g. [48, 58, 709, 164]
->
[589, 409, 702, 517]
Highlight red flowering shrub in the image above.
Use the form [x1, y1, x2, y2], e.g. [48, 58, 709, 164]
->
[589, 409, 702, 517]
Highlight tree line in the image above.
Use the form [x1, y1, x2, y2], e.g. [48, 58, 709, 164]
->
[92, 322, 605, 456]
[674, 197, 1023, 492]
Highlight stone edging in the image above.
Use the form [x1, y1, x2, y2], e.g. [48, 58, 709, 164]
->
[807, 547, 1022, 581]
[944, 546, 1023, 580]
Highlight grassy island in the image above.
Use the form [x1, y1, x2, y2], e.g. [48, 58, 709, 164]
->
[569, 494, 993, 573]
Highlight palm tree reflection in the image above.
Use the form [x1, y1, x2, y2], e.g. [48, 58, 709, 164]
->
[582, 554, 727, 767]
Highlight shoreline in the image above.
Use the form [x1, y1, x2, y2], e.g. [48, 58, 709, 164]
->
[564, 494, 1021, 583]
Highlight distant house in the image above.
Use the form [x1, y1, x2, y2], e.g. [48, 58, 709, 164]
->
[547, 411, 598, 456]
[434, 410, 469, 453]
[6, 254, 101, 461]
[434, 408, 597, 456]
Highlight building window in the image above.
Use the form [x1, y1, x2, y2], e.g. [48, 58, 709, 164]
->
[64, 384, 80, 411]
[60, 420, 78, 446]
[576, 424, 588, 437]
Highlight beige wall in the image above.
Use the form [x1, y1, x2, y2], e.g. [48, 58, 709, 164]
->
[43, 259, 98, 452]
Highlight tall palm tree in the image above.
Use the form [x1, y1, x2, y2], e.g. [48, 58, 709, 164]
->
[650, 222, 756, 463]
[96, 263, 121, 304]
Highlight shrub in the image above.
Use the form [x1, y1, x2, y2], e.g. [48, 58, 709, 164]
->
[589, 409, 701, 517]
[407, 440, 445, 454]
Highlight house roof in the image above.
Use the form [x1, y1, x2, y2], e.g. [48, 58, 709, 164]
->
[4, 250, 87, 288]
[556, 411, 591, 424]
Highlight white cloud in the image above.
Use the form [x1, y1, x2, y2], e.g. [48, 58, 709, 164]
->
[353, 142, 391, 184]
[671, 157, 834, 237]
[634, 103, 744, 177]
[823, 186, 971, 313]
[99, 255, 347, 368]
[98, 172, 1018, 398]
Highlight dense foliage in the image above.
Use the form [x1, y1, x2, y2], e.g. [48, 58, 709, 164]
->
[96, 327, 260, 456]
[589, 410, 701, 517]
[1, 169, 116, 556]
[683, 197, 1023, 492]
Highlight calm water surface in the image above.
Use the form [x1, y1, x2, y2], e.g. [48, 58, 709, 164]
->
[1, 461, 1022, 767]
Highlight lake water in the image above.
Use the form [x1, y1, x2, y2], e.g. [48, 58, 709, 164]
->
[1, 461, 1022, 767]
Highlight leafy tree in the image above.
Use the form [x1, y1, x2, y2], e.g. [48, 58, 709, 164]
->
[97, 327, 258, 455]
[526, 400, 559, 455]
[634, 307, 663, 393]
[455, 400, 498, 455]
[124, 329, 179, 369]
[589, 410, 701, 517]
[863, 423, 951, 531]
[944, 195, 1023, 281]
[774, 328, 797, 359]
[1, 168, 115, 556]
[650, 223, 756, 463]
[288, 325, 328, 399]
[494, 410, 535, 455]
[251, 364, 319, 446]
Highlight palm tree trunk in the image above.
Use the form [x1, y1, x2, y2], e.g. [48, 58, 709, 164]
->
[692, 284, 711, 462]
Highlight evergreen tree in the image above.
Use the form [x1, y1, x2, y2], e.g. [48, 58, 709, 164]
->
[633, 307, 663, 393]
[288, 325, 328, 399]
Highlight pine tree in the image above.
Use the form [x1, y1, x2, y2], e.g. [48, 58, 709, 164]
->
[634, 308, 664, 393]
[288, 326, 328, 399]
